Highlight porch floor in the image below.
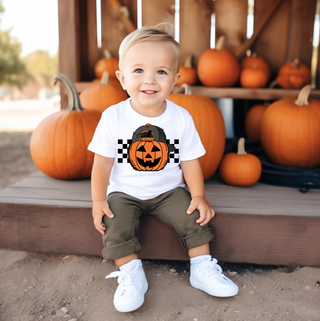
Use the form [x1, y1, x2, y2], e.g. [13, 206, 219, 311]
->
[0, 172, 319, 266]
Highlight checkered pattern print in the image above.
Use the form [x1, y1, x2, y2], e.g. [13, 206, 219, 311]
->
[117, 139, 180, 164]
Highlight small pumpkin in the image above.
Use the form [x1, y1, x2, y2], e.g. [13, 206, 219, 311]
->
[276, 59, 310, 89]
[240, 65, 269, 88]
[219, 138, 262, 187]
[80, 72, 128, 113]
[128, 124, 172, 171]
[197, 36, 240, 87]
[260, 85, 320, 168]
[168, 84, 226, 180]
[30, 74, 101, 180]
[245, 104, 268, 142]
[176, 55, 198, 86]
[94, 49, 119, 79]
[241, 51, 271, 81]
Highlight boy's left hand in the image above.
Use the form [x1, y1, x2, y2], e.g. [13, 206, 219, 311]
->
[187, 196, 215, 226]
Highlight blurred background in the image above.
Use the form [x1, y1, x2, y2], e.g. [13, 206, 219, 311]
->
[0, 0, 59, 100]
[0, 0, 60, 131]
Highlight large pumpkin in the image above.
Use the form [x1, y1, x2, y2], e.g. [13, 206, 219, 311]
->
[219, 138, 262, 187]
[176, 55, 198, 86]
[94, 49, 119, 79]
[197, 36, 240, 87]
[276, 59, 310, 89]
[168, 84, 226, 180]
[80, 71, 127, 113]
[30, 74, 101, 180]
[245, 104, 268, 142]
[260, 85, 320, 168]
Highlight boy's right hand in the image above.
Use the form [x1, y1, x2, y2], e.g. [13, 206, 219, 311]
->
[92, 200, 114, 235]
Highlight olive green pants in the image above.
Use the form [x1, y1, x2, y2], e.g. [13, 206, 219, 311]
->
[102, 187, 215, 260]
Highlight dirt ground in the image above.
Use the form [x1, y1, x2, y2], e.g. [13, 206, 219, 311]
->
[0, 100, 320, 321]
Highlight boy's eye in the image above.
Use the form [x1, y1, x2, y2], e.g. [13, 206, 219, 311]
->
[134, 68, 143, 73]
[158, 70, 167, 75]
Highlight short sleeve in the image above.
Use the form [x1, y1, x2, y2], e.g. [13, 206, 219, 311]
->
[87, 110, 116, 158]
[179, 112, 206, 161]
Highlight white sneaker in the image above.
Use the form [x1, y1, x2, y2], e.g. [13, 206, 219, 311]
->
[190, 255, 238, 297]
[106, 259, 148, 312]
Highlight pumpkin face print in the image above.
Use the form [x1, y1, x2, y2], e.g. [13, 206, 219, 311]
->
[128, 124, 175, 171]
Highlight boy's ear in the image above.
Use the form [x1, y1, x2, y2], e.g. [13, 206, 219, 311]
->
[116, 70, 126, 90]
[173, 72, 182, 87]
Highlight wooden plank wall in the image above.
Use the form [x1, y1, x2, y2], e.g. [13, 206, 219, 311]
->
[58, 0, 319, 103]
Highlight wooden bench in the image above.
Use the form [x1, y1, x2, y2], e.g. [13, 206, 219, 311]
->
[0, 171, 319, 266]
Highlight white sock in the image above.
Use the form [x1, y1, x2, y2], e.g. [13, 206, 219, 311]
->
[190, 254, 211, 265]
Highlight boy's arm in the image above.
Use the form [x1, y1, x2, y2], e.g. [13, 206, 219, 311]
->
[180, 159, 215, 226]
[91, 154, 115, 235]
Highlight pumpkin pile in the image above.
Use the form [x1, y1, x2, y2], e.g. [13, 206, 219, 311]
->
[168, 84, 226, 181]
[30, 74, 101, 180]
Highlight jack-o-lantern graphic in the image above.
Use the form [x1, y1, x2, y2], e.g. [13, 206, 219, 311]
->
[128, 124, 175, 171]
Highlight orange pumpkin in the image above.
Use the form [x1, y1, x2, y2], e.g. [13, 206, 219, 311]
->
[241, 51, 271, 81]
[197, 36, 240, 87]
[168, 84, 226, 180]
[245, 104, 268, 142]
[276, 59, 310, 89]
[128, 125, 170, 171]
[94, 49, 119, 79]
[176, 55, 198, 86]
[260, 85, 320, 168]
[30, 73, 101, 180]
[80, 72, 128, 113]
[219, 138, 262, 187]
[240, 65, 269, 88]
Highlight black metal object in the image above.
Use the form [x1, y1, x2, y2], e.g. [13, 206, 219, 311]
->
[224, 139, 320, 193]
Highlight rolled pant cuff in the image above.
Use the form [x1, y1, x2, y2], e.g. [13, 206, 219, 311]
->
[102, 237, 142, 261]
[180, 227, 215, 250]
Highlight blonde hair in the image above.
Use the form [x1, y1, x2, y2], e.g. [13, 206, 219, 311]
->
[118, 20, 181, 71]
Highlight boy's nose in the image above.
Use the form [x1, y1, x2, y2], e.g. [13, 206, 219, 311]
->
[143, 73, 155, 84]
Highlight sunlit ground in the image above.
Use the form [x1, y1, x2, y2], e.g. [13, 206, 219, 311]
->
[0, 98, 60, 131]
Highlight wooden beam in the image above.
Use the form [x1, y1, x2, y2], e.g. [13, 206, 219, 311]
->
[235, 0, 284, 58]
[58, 0, 81, 108]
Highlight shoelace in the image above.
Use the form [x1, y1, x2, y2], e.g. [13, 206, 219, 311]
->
[106, 270, 132, 287]
[197, 258, 224, 279]
[106, 269, 141, 292]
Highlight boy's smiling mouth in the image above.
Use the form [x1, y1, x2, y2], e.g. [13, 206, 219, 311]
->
[142, 90, 158, 94]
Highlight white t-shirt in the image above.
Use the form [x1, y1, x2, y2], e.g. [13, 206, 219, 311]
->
[88, 98, 206, 200]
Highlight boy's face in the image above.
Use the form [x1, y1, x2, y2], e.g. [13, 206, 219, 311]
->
[116, 41, 181, 115]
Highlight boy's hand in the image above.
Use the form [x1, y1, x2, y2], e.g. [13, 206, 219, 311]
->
[187, 196, 215, 226]
[92, 200, 114, 235]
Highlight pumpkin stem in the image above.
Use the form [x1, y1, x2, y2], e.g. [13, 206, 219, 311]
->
[246, 49, 251, 57]
[184, 55, 193, 68]
[100, 71, 110, 85]
[215, 36, 225, 50]
[294, 85, 311, 106]
[292, 58, 300, 69]
[104, 49, 112, 59]
[51, 73, 85, 111]
[237, 138, 247, 155]
[251, 52, 258, 57]
[176, 83, 193, 95]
